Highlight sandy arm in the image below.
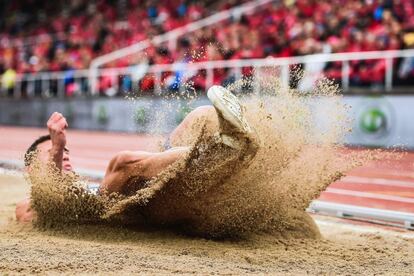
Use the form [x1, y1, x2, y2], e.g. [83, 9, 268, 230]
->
[16, 112, 68, 223]
[47, 112, 68, 172]
[15, 198, 35, 222]
[100, 147, 189, 195]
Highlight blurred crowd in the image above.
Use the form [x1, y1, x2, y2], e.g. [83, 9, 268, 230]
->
[1, 0, 414, 96]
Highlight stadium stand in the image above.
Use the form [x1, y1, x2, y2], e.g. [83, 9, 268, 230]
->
[0, 0, 248, 71]
[1, 0, 414, 97]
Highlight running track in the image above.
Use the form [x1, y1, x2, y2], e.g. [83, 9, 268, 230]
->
[1, 126, 414, 227]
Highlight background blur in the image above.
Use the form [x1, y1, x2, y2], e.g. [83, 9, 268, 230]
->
[0, 0, 413, 147]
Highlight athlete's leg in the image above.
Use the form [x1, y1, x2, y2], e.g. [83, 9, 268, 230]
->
[155, 85, 259, 195]
[166, 106, 219, 148]
[101, 147, 189, 194]
[103, 86, 258, 196]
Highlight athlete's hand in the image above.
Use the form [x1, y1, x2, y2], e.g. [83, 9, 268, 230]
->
[15, 198, 35, 223]
[47, 112, 68, 149]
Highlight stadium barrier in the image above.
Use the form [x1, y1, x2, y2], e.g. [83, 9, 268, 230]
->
[309, 200, 414, 230]
[88, 0, 275, 94]
[5, 48, 414, 99]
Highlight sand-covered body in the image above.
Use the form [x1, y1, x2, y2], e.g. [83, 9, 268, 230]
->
[2, 172, 414, 275]
[28, 91, 349, 238]
[117, 81, 366, 238]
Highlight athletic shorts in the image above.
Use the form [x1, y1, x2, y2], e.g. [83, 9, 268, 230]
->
[164, 136, 172, 151]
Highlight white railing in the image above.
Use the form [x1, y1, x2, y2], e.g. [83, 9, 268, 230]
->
[141, 49, 414, 92]
[10, 69, 90, 98]
[4, 49, 414, 99]
[88, 0, 275, 94]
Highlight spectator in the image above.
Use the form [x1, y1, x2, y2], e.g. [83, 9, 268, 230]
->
[1, 60, 17, 97]
[398, 32, 414, 85]
[1, 0, 414, 94]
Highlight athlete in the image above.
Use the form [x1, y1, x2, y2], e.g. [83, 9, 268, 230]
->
[16, 86, 259, 222]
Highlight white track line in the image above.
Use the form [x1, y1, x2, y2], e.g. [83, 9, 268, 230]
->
[341, 175, 414, 188]
[0, 158, 104, 179]
[0, 167, 24, 177]
[314, 218, 414, 238]
[0, 149, 113, 164]
[326, 187, 414, 203]
[350, 169, 414, 179]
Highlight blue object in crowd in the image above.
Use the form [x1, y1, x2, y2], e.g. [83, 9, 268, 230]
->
[148, 6, 158, 18]
[373, 7, 384, 21]
[177, 4, 187, 17]
[121, 75, 132, 92]
[169, 71, 182, 91]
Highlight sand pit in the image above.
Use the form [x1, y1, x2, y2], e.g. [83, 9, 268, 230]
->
[3, 79, 413, 274]
[1, 171, 414, 274]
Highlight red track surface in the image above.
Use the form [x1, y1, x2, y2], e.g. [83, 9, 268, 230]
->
[1, 125, 414, 215]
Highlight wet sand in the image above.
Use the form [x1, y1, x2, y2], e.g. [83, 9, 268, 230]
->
[1, 172, 413, 275]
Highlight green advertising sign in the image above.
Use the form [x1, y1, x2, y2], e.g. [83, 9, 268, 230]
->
[359, 108, 387, 134]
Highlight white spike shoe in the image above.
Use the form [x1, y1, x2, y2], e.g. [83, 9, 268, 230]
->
[207, 85, 252, 135]
[207, 85, 256, 149]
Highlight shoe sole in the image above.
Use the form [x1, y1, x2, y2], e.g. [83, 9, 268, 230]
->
[207, 85, 252, 134]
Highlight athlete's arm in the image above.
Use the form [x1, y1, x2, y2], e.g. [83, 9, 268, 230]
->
[15, 198, 35, 222]
[16, 113, 68, 222]
[47, 112, 68, 172]
[100, 147, 189, 195]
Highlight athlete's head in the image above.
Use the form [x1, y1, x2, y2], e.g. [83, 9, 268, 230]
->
[24, 135, 73, 172]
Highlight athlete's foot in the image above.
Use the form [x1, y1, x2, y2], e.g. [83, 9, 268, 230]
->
[207, 85, 259, 152]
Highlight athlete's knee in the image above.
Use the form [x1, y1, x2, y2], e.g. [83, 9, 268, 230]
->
[183, 106, 213, 122]
[103, 152, 150, 194]
[107, 151, 126, 172]
[108, 151, 145, 173]
[189, 106, 217, 127]
[192, 105, 215, 117]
